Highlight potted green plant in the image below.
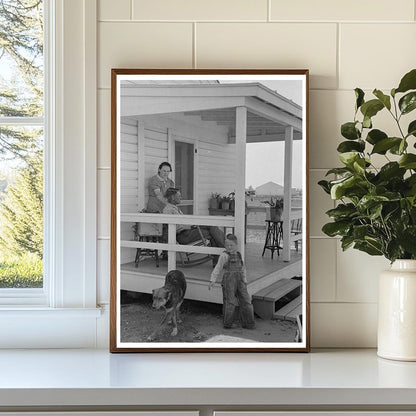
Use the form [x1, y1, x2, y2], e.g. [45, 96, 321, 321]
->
[262, 196, 283, 221]
[318, 68, 416, 361]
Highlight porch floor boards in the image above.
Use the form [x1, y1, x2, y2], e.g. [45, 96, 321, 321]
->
[121, 242, 302, 284]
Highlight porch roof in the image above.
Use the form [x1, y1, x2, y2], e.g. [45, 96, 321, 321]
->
[120, 82, 303, 141]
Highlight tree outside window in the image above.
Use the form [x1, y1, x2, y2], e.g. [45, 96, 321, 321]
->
[0, 0, 44, 288]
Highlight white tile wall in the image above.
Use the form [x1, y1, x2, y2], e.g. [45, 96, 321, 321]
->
[196, 23, 338, 89]
[270, 0, 415, 22]
[132, 0, 269, 21]
[96, 0, 416, 347]
[310, 239, 336, 302]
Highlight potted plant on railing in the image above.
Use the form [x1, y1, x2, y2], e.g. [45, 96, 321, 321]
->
[262, 196, 284, 222]
[228, 191, 236, 212]
[221, 195, 231, 211]
[318, 68, 416, 361]
[209, 192, 221, 209]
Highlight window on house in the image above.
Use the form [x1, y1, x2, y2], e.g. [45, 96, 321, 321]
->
[0, 0, 44, 290]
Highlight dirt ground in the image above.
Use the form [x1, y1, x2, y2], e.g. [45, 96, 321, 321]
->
[120, 291, 298, 343]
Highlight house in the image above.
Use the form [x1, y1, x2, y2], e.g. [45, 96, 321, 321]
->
[256, 181, 284, 196]
[117, 79, 305, 305]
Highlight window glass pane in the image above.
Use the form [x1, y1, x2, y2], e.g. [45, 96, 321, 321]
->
[0, 126, 43, 288]
[0, 0, 44, 117]
[0, 0, 44, 290]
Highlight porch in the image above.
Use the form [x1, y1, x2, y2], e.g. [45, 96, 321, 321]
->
[117, 80, 305, 307]
[120, 240, 302, 305]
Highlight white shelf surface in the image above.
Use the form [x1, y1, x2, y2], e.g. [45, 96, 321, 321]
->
[0, 348, 416, 408]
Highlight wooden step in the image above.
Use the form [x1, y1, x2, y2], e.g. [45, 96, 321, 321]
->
[274, 295, 302, 321]
[252, 278, 302, 320]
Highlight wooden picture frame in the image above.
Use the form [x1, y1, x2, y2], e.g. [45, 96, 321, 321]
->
[110, 69, 310, 352]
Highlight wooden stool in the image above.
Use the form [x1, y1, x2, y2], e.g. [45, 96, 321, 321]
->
[262, 220, 283, 258]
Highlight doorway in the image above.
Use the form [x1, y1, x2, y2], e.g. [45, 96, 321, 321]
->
[174, 140, 195, 215]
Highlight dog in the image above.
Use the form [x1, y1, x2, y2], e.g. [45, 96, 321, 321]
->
[147, 269, 187, 341]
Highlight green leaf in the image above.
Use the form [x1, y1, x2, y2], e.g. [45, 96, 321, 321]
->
[407, 120, 416, 138]
[369, 203, 383, 219]
[366, 129, 388, 145]
[373, 89, 391, 110]
[341, 122, 360, 140]
[377, 162, 406, 181]
[341, 235, 355, 251]
[386, 240, 402, 262]
[355, 88, 365, 110]
[398, 227, 416, 255]
[325, 167, 351, 176]
[399, 92, 416, 115]
[322, 221, 351, 237]
[330, 175, 364, 200]
[354, 241, 383, 256]
[360, 99, 384, 119]
[390, 139, 408, 155]
[395, 69, 416, 94]
[371, 137, 402, 155]
[318, 180, 331, 194]
[363, 115, 372, 129]
[399, 154, 416, 169]
[357, 195, 389, 212]
[326, 203, 356, 219]
[339, 152, 360, 167]
[353, 225, 374, 240]
[337, 140, 365, 153]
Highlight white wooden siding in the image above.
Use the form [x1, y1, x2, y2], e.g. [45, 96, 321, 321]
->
[120, 118, 138, 214]
[197, 140, 237, 215]
[143, 124, 169, 208]
[119, 116, 236, 266]
[120, 118, 138, 264]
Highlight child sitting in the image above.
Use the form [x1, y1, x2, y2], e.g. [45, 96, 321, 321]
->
[208, 234, 255, 329]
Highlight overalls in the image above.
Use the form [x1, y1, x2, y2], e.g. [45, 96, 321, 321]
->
[222, 251, 255, 329]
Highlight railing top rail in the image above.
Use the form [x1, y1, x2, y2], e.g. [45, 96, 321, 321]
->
[120, 212, 235, 227]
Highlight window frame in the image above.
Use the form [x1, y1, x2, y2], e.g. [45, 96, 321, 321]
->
[0, 0, 99, 348]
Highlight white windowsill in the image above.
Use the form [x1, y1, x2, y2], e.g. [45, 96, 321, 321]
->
[0, 348, 415, 409]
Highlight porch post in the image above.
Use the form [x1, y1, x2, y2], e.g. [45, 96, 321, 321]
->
[235, 106, 247, 256]
[282, 126, 294, 262]
[168, 224, 176, 271]
[137, 121, 146, 210]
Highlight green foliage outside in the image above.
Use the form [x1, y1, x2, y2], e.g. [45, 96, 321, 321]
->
[0, 0, 44, 288]
[0, 252, 42, 288]
[319, 69, 416, 263]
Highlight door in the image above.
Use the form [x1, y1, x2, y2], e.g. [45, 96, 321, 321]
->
[174, 140, 195, 215]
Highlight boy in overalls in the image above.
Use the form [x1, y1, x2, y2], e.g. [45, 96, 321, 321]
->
[208, 234, 255, 329]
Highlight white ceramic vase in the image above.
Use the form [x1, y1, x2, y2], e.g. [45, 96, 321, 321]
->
[378, 259, 416, 361]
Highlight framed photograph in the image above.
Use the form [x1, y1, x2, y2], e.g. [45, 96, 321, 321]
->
[110, 69, 310, 352]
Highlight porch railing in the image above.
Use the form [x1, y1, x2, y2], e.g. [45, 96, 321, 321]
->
[120, 212, 235, 270]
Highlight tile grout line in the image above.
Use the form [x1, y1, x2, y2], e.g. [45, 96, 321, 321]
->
[193, 22, 197, 69]
[336, 22, 341, 90]
[97, 19, 415, 24]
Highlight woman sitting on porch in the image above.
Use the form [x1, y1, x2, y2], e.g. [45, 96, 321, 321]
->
[163, 187, 225, 249]
[146, 162, 175, 213]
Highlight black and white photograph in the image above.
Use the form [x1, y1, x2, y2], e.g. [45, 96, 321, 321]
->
[110, 69, 309, 352]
